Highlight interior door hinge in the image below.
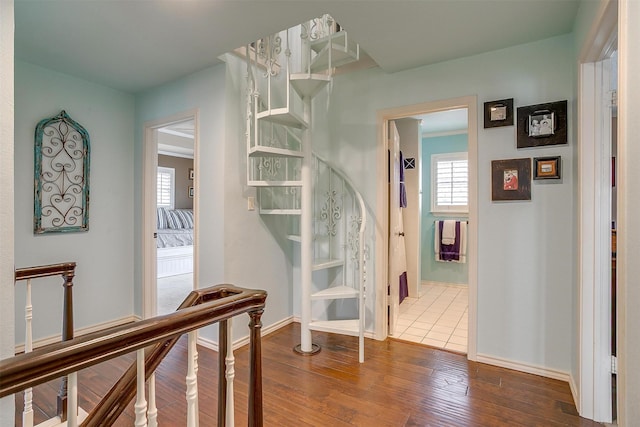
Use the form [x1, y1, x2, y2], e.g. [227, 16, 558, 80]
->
[610, 90, 618, 107]
[611, 355, 618, 374]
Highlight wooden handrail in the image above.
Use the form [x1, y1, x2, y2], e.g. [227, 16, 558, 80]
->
[15, 261, 77, 421]
[14, 262, 76, 281]
[1, 284, 267, 426]
[81, 291, 201, 426]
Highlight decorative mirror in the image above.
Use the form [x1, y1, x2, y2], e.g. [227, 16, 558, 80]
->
[34, 110, 90, 234]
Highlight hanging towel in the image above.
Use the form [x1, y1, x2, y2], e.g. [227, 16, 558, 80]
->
[399, 151, 408, 208]
[434, 220, 467, 263]
[441, 220, 456, 245]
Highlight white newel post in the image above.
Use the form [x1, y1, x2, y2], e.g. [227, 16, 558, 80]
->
[147, 374, 158, 427]
[67, 372, 78, 427]
[22, 279, 33, 427]
[186, 331, 199, 427]
[225, 319, 235, 427]
[300, 95, 313, 352]
[134, 349, 148, 427]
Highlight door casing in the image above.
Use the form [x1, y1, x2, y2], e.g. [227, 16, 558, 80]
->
[375, 96, 478, 361]
[142, 109, 199, 319]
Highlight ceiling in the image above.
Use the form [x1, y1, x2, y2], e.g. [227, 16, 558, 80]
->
[417, 108, 469, 135]
[14, 0, 582, 94]
[158, 119, 195, 158]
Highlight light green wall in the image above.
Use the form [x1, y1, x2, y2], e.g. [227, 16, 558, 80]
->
[135, 58, 294, 342]
[421, 134, 468, 285]
[134, 65, 227, 324]
[14, 60, 135, 342]
[328, 34, 576, 373]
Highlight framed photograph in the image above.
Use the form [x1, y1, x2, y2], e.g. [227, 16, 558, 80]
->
[491, 158, 532, 201]
[189, 168, 194, 180]
[517, 100, 567, 148]
[484, 98, 514, 128]
[534, 156, 561, 180]
[188, 186, 194, 198]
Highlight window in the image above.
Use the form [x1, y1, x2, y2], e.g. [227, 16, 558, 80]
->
[431, 152, 468, 213]
[157, 167, 175, 209]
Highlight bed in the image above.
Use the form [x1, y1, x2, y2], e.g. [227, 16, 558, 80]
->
[157, 208, 194, 278]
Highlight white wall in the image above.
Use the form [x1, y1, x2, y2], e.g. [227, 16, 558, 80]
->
[329, 34, 576, 373]
[14, 61, 135, 343]
[396, 118, 421, 297]
[0, 0, 15, 424]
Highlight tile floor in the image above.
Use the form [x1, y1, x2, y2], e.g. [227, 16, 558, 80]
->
[393, 282, 468, 353]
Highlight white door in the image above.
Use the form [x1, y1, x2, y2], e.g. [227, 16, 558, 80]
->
[388, 120, 401, 336]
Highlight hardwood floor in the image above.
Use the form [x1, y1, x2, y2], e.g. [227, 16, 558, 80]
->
[15, 322, 601, 426]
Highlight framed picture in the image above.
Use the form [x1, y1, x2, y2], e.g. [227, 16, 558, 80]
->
[534, 156, 561, 180]
[484, 98, 514, 128]
[189, 168, 194, 180]
[188, 186, 194, 198]
[517, 100, 568, 148]
[491, 158, 532, 201]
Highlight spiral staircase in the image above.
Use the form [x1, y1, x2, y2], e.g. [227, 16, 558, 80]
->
[243, 16, 368, 362]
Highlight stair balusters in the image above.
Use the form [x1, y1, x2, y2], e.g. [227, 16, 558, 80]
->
[243, 16, 367, 362]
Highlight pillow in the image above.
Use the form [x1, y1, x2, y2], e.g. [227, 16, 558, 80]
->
[165, 209, 183, 229]
[174, 209, 194, 228]
[156, 207, 169, 229]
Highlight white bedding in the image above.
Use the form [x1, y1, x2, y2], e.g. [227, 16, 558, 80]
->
[157, 229, 193, 248]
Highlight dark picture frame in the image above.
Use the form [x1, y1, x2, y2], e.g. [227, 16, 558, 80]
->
[189, 168, 194, 180]
[534, 156, 561, 180]
[484, 98, 514, 128]
[517, 100, 568, 148]
[491, 158, 532, 201]
[188, 186, 194, 198]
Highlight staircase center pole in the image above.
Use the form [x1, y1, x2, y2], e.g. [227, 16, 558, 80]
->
[300, 95, 314, 353]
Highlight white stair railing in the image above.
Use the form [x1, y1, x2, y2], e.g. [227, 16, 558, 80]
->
[134, 349, 148, 427]
[243, 16, 366, 361]
[147, 374, 158, 427]
[186, 331, 199, 427]
[224, 319, 235, 427]
[23, 279, 34, 427]
[14, 262, 83, 426]
[313, 153, 368, 362]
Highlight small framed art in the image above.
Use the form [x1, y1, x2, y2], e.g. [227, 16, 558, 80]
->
[188, 186, 194, 198]
[533, 156, 561, 180]
[491, 158, 532, 201]
[189, 168, 194, 180]
[484, 98, 514, 128]
[517, 100, 568, 148]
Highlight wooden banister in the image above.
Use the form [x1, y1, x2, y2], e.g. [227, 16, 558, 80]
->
[15, 262, 77, 421]
[14, 262, 76, 281]
[1, 284, 267, 426]
[81, 291, 201, 426]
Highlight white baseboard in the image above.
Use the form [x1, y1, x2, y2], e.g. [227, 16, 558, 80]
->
[198, 316, 294, 352]
[15, 315, 140, 354]
[291, 316, 376, 339]
[476, 353, 572, 384]
[422, 280, 468, 288]
[197, 315, 376, 351]
[569, 373, 580, 413]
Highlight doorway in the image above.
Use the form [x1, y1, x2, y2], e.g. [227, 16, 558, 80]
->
[375, 96, 478, 360]
[143, 110, 199, 319]
[391, 110, 470, 354]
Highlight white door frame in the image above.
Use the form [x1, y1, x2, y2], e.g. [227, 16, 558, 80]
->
[142, 109, 200, 319]
[375, 95, 478, 361]
[576, 0, 617, 421]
